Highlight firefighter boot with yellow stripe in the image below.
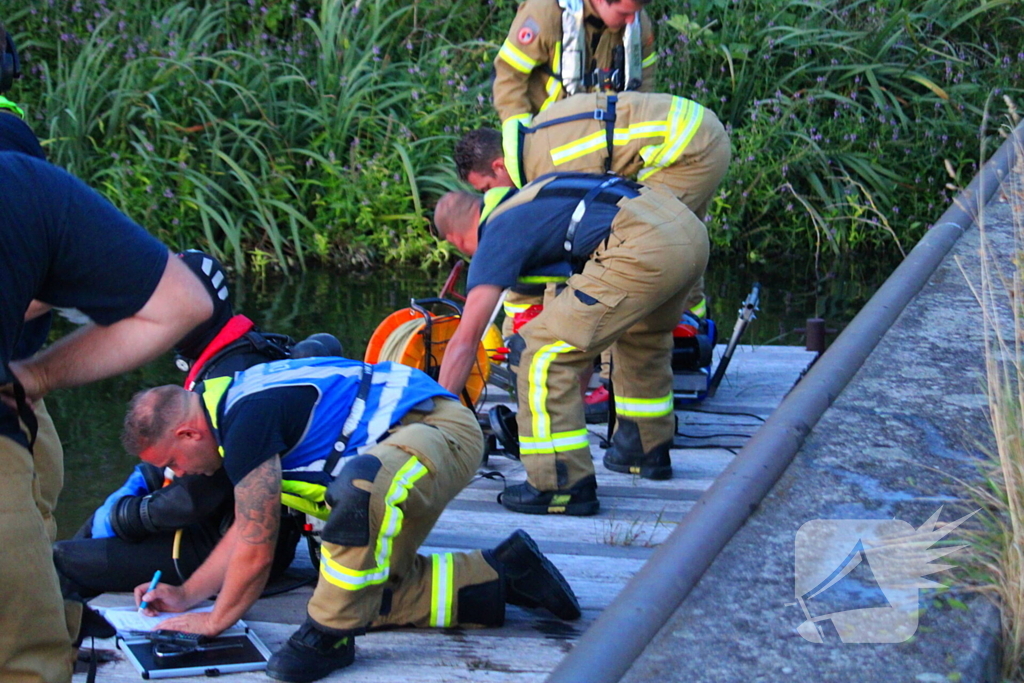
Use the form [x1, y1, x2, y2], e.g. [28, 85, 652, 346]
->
[603, 418, 673, 480]
[498, 475, 599, 516]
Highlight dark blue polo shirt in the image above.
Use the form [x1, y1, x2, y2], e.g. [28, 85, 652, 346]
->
[1, 152, 169, 445]
[0, 113, 52, 360]
[466, 174, 640, 291]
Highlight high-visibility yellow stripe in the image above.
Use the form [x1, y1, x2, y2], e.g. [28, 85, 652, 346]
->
[281, 492, 329, 520]
[639, 98, 704, 181]
[528, 341, 576, 440]
[498, 40, 538, 73]
[282, 479, 327, 505]
[690, 298, 707, 318]
[520, 429, 589, 454]
[539, 42, 564, 113]
[482, 186, 514, 224]
[517, 275, 567, 284]
[550, 131, 607, 165]
[430, 553, 455, 627]
[503, 300, 533, 317]
[642, 52, 658, 68]
[548, 120, 668, 166]
[614, 392, 675, 418]
[0, 96, 25, 119]
[501, 116, 532, 189]
[200, 376, 232, 459]
[319, 457, 429, 590]
[201, 376, 231, 432]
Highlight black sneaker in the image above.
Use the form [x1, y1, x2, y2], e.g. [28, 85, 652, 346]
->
[493, 530, 581, 620]
[602, 418, 672, 480]
[266, 620, 355, 683]
[498, 476, 599, 516]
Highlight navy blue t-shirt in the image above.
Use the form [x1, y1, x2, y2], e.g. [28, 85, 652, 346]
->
[208, 385, 319, 486]
[1, 152, 170, 444]
[466, 174, 639, 291]
[0, 113, 45, 160]
[0, 114, 53, 360]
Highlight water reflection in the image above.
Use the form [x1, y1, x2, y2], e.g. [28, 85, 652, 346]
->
[47, 254, 899, 538]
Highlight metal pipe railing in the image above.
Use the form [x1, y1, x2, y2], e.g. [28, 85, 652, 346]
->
[546, 121, 1024, 683]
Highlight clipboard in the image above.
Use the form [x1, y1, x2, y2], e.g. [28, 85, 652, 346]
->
[99, 607, 271, 679]
[116, 627, 272, 679]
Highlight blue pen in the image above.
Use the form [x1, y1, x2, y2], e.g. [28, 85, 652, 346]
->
[138, 570, 162, 613]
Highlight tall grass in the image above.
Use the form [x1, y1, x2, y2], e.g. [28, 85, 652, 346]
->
[659, 0, 1023, 259]
[959, 111, 1024, 679]
[6, 0, 1024, 270]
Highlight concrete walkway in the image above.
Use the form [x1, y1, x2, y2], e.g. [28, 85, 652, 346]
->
[619, 160, 1021, 682]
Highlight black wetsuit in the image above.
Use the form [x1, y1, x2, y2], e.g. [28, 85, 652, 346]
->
[52, 323, 301, 598]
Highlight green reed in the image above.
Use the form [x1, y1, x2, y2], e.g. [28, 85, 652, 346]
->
[6, 0, 1023, 271]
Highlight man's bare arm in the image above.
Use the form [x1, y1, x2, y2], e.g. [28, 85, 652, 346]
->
[10, 252, 212, 400]
[152, 456, 281, 635]
[207, 456, 281, 633]
[437, 285, 503, 395]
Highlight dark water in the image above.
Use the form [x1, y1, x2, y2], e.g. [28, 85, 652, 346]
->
[46, 254, 897, 539]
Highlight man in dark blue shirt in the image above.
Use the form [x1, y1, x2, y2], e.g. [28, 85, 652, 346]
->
[0, 151, 213, 683]
[434, 173, 708, 515]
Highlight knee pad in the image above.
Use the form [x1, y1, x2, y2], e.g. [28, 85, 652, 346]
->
[322, 456, 382, 547]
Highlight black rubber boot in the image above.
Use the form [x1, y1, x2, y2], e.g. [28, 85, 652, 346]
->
[266, 619, 355, 683]
[498, 475, 599, 516]
[456, 573, 506, 627]
[602, 418, 673, 480]
[490, 529, 581, 620]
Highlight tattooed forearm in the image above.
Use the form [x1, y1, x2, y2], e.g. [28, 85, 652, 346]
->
[234, 456, 281, 546]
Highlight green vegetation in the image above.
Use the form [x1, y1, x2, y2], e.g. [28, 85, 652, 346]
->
[962, 115, 1024, 680]
[7, 0, 1023, 271]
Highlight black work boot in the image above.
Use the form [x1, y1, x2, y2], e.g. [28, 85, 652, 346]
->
[602, 418, 672, 480]
[490, 529, 581, 620]
[498, 475, 599, 516]
[266, 619, 356, 683]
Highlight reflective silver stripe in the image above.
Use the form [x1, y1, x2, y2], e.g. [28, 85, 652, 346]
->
[498, 40, 538, 74]
[558, 0, 584, 95]
[319, 456, 429, 590]
[623, 15, 643, 88]
[359, 364, 413, 454]
[330, 367, 371, 476]
[430, 553, 455, 627]
[285, 460, 328, 473]
[225, 364, 364, 410]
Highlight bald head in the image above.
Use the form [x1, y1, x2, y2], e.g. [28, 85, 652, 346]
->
[434, 191, 482, 255]
[121, 385, 193, 456]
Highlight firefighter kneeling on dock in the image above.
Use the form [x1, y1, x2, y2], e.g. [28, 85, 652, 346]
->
[434, 173, 708, 515]
[123, 357, 580, 683]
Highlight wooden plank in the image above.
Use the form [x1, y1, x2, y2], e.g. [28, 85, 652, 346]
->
[77, 623, 572, 683]
[74, 345, 816, 683]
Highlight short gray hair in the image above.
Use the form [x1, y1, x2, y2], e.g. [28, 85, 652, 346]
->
[121, 385, 191, 456]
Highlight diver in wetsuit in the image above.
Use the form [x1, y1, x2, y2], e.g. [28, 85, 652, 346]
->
[52, 251, 343, 598]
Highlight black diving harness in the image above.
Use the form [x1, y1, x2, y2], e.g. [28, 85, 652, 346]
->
[3, 364, 38, 451]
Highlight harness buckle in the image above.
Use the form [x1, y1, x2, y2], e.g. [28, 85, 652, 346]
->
[592, 109, 605, 121]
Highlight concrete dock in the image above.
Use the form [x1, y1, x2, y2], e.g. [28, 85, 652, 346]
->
[616, 152, 1022, 682]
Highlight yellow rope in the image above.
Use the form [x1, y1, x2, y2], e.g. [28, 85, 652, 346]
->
[378, 318, 424, 364]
